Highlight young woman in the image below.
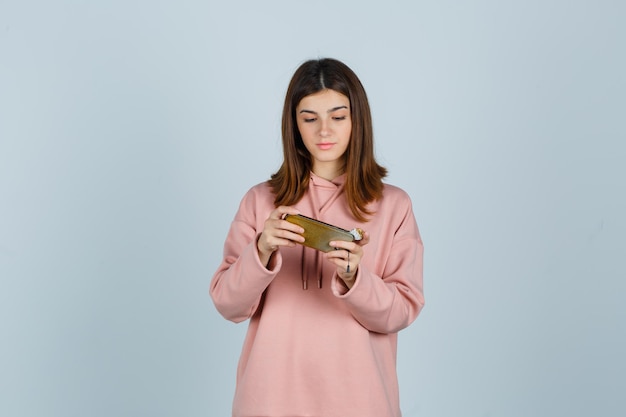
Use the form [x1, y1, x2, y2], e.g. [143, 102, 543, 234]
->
[210, 58, 425, 417]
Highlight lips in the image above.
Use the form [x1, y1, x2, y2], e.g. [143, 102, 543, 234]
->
[317, 143, 335, 150]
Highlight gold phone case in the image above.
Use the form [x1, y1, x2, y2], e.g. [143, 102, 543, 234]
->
[285, 214, 360, 252]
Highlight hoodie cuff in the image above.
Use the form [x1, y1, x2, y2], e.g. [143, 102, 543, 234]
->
[331, 269, 361, 297]
[253, 234, 282, 273]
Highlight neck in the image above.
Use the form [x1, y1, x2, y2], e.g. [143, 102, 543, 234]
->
[312, 164, 344, 181]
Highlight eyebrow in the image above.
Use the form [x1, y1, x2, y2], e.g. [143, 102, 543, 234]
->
[299, 105, 349, 115]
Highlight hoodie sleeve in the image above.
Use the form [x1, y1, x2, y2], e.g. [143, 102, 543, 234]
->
[209, 189, 280, 323]
[331, 191, 425, 334]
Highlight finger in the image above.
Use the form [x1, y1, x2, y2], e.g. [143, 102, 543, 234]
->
[356, 231, 370, 246]
[276, 227, 306, 243]
[262, 226, 304, 249]
[326, 248, 360, 271]
[274, 205, 301, 219]
[270, 236, 299, 248]
[276, 218, 305, 239]
[328, 240, 355, 251]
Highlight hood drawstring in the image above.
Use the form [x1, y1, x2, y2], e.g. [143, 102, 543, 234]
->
[316, 250, 323, 289]
[301, 244, 308, 290]
[301, 247, 324, 290]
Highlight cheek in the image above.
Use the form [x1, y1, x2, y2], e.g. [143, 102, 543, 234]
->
[300, 124, 319, 142]
[296, 120, 307, 134]
[297, 125, 310, 142]
[341, 125, 352, 140]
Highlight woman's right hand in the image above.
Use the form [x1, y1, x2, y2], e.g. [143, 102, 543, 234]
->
[257, 206, 305, 267]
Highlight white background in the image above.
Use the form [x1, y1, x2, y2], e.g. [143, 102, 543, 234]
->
[1, 1, 625, 416]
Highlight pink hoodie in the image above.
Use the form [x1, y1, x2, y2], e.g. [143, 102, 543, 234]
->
[210, 173, 424, 417]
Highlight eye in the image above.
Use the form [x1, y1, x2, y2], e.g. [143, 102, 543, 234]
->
[303, 118, 317, 123]
[333, 116, 347, 121]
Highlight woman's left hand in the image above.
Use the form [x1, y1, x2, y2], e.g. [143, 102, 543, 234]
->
[327, 231, 370, 289]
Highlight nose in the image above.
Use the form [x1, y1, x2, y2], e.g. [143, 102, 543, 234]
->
[319, 119, 332, 137]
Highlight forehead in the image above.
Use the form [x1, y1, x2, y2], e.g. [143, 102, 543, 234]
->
[297, 89, 350, 110]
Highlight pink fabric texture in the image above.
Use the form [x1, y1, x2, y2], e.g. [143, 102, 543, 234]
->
[210, 173, 424, 417]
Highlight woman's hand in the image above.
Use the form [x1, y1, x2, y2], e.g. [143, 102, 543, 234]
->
[327, 231, 370, 289]
[257, 206, 305, 267]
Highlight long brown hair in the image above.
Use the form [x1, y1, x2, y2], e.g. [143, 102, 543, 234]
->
[269, 58, 387, 222]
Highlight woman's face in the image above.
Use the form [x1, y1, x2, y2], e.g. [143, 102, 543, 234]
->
[296, 89, 352, 179]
